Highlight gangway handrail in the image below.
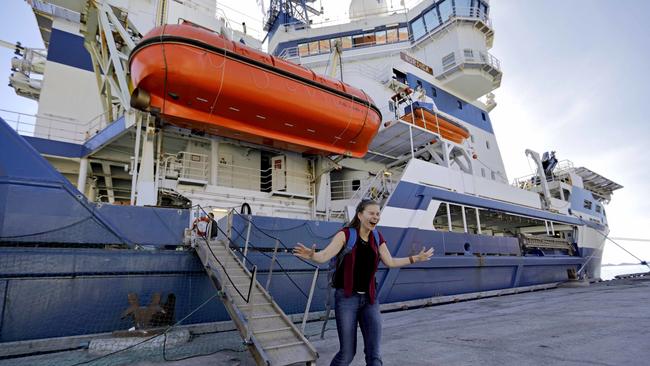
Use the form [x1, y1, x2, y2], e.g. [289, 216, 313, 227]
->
[192, 205, 257, 303]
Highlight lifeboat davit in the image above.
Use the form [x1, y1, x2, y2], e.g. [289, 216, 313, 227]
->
[128, 24, 382, 158]
[400, 102, 470, 144]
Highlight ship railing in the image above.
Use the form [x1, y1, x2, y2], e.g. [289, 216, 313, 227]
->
[164, 156, 313, 194]
[197, 206, 323, 335]
[0, 108, 112, 144]
[279, 6, 409, 32]
[512, 160, 576, 189]
[330, 172, 392, 202]
[411, 6, 492, 44]
[440, 48, 501, 74]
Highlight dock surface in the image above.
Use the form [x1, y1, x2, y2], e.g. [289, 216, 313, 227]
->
[2, 277, 648, 365]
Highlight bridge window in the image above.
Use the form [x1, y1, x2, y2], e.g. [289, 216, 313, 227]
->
[457, 100, 463, 109]
[341, 36, 352, 49]
[387, 28, 398, 43]
[298, 43, 309, 57]
[439, 0, 453, 22]
[375, 30, 387, 44]
[456, 0, 473, 17]
[583, 199, 592, 210]
[308, 41, 319, 55]
[424, 8, 440, 31]
[481, 112, 486, 121]
[399, 27, 409, 41]
[411, 17, 426, 40]
[596, 205, 602, 213]
[319, 39, 330, 53]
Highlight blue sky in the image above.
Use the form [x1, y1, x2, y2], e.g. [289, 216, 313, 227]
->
[0, 0, 648, 264]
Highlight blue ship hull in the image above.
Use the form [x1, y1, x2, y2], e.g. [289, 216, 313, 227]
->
[0, 117, 589, 342]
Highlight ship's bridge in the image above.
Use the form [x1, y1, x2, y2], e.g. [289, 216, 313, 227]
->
[270, 0, 500, 101]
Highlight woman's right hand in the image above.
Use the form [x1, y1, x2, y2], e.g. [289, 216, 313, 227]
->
[293, 243, 316, 260]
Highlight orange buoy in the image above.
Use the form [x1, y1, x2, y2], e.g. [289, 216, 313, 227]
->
[129, 24, 382, 158]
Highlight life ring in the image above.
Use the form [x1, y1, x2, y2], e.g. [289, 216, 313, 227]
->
[193, 216, 210, 236]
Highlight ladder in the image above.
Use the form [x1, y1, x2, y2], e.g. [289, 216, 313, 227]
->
[195, 238, 318, 366]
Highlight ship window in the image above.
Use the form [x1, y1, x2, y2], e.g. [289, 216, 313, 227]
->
[596, 205, 602, 213]
[481, 112, 486, 121]
[398, 27, 409, 41]
[439, 0, 453, 22]
[433, 201, 449, 232]
[486, 140, 490, 149]
[298, 43, 309, 57]
[387, 28, 398, 43]
[583, 199, 592, 210]
[481, 168, 485, 177]
[448, 204, 465, 233]
[319, 39, 331, 53]
[456, 0, 473, 17]
[375, 30, 387, 44]
[457, 100, 463, 109]
[393, 68, 407, 84]
[353, 33, 374, 47]
[424, 8, 440, 31]
[411, 17, 426, 40]
[341, 36, 353, 49]
[430, 87, 437, 97]
[463, 49, 474, 59]
[563, 189, 571, 201]
[491, 171, 496, 180]
[465, 207, 479, 234]
[352, 179, 360, 191]
[308, 41, 319, 55]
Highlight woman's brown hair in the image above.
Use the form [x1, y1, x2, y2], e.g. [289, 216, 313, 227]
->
[346, 199, 379, 230]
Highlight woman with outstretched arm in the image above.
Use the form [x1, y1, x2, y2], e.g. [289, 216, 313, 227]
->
[293, 199, 434, 366]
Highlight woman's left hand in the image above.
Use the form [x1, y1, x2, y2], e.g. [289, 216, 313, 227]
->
[414, 247, 434, 262]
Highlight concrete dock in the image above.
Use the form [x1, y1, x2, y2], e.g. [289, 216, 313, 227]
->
[2, 276, 648, 366]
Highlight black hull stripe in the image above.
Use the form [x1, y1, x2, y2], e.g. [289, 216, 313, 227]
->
[129, 35, 383, 119]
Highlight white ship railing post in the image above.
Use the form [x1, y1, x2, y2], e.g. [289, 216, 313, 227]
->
[301, 267, 319, 334]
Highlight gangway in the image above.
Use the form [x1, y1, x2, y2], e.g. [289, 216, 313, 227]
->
[194, 236, 318, 365]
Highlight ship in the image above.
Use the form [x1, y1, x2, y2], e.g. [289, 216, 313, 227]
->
[0, 0, 622, 349]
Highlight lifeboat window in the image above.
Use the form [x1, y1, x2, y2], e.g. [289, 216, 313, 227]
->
[319, 39, 331, 53]
[341, 36, 353, 49]
[583, 199, 592, 210]
[457, 100, 463, 109]
[309, 41, 319, 55]
[430, 87, 437, 97]
[376, 30, 387, 45]
[298, 43, 309, 57]
[387, 28, 398, 43]
[399, 27, 409, 41]
[481, 112, 486, 121]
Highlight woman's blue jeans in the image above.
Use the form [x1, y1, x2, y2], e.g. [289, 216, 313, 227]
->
[330, 289, 383, 366]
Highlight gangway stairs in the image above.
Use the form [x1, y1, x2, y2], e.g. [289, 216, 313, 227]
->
[195, 238, 318, 366]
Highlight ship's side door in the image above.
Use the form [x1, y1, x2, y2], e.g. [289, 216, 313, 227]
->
[271, 155, 287, 192]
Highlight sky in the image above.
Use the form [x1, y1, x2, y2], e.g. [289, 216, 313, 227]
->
[0, 0, 648, 265]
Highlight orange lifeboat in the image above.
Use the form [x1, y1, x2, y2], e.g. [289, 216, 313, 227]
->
[128, 24, 382, 158]
[400, 103, 470, 144]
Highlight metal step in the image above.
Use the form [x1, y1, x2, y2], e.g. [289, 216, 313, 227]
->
[194, 238, 318, 366]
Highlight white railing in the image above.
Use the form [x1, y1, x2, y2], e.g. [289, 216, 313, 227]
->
[162, 152, 210, 183]
[330, 173, 392, 202]
[512, 160, 575, 189]
[0, 108, 111, 144]
[440, 48, 501, 74]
